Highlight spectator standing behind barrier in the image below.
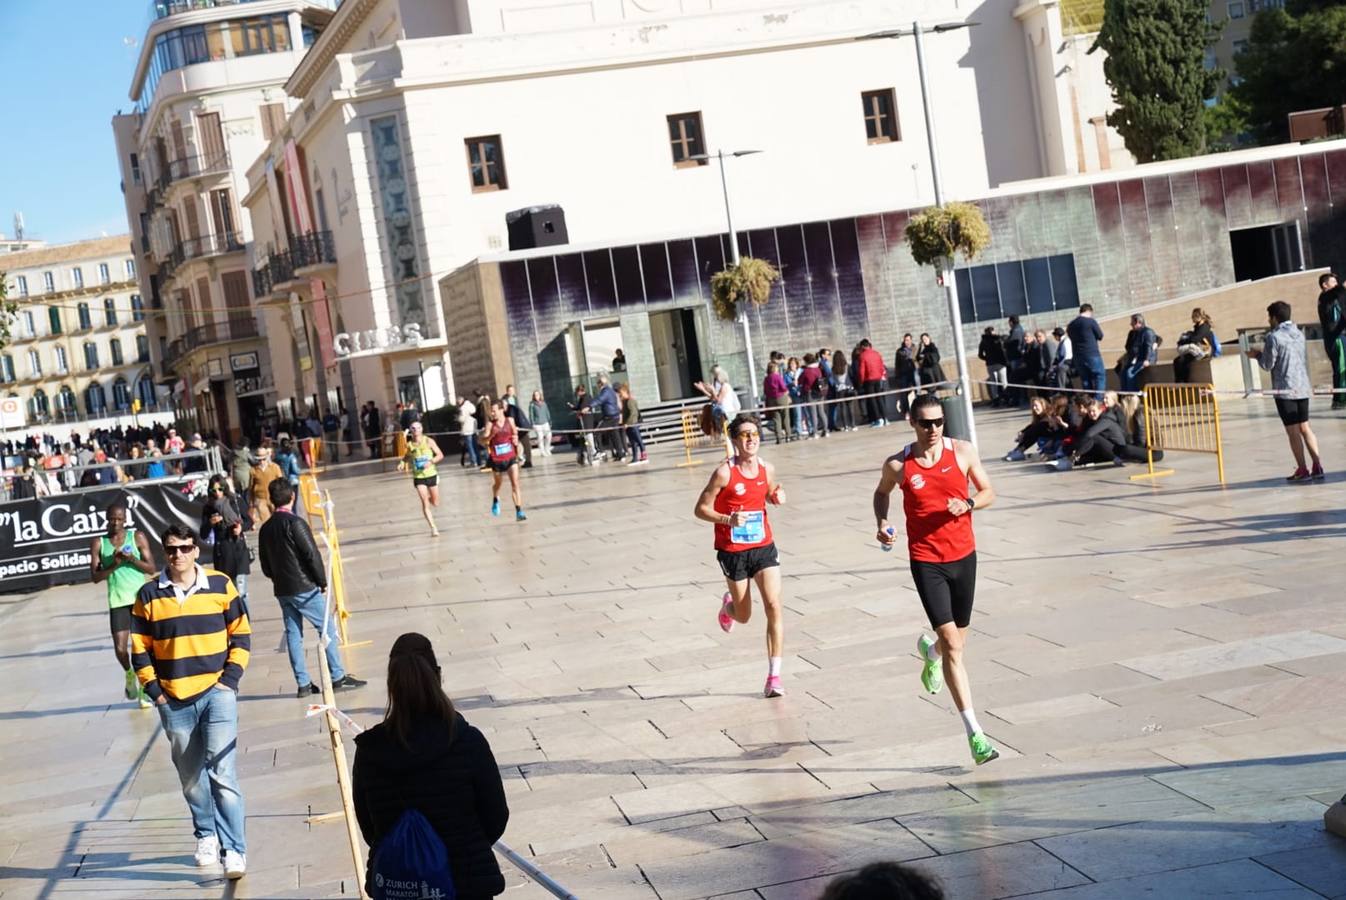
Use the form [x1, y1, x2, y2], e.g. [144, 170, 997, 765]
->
[1067, 304, 1106, 398]
[892, 334, 917, 416]
[528, 390, 552, 457]
[503, 386, 534, 469]
[693, 364, 741, 434]
[916, 334, 945, 393]
[352, 633, 509, 900]
[201, 474, 253, 606]
[617, 382, 649, 465]
[1049, 326, 1072, 388]
[456, 395, 480, 468]
[1174, 308, 1215, 383]
[322, 410, 340, 464]
[857, 339, 888, 426]
[588, 373, 627, 462]
[763, 362, 791, 444]
[784, 356, 804, 436]
[831, 351, 858, 431]
[258, 479, 367, 697]
[230, 440, 255, 496]
[978, 326, 1008, 406]
[249, 447, 282, 526]
[1317, 273, 1346, 410]
[796, 353, 829, 439]
[1248, 301, 1325, 482]
[1119, 314, 1158, 393]
[130, 524, 251, 879]
[1002, 316, 1025, 404]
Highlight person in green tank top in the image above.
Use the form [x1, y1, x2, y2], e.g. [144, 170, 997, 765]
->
[398, 421, 445, 537]
[90, 503, 159, 708]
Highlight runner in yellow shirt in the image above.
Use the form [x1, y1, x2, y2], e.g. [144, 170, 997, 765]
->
[399, 421, 445, 536]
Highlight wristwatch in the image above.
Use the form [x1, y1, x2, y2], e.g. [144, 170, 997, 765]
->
[966, 496, 976, 510]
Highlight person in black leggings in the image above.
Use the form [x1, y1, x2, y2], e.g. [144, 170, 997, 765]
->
[1054, 397, 1155, 470]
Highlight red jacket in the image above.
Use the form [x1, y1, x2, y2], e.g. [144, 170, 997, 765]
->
[857, 347, 886, 384]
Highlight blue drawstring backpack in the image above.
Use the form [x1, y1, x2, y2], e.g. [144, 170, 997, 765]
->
[371, 808, 456, 900]
[1210, 333, 1223, 357]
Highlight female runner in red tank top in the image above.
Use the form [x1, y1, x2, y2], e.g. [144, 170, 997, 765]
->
[871, 393, 1001, 766]
[480, 401, 527, 522]
[693, 413, 788, 698]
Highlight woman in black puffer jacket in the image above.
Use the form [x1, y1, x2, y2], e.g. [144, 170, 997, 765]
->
[352, 633, 509, 899]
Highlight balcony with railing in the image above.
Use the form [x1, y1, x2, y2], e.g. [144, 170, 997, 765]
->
[163, 231, 244, 278]
[161, 317, 261, 371]
[291, 230, 336, 273]
[166, 148, 231, 185]
[148, 0, 265, 20]
[252, 249, 295, 300]
[252, 231, 334, 299]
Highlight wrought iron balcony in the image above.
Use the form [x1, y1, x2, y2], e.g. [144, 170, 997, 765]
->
[252, 250, 295, 299]
[291, 230, 336, 271]
[163, 231, 244, 278]
[161, 318, 260, 370]
[166, 148, 231, 184]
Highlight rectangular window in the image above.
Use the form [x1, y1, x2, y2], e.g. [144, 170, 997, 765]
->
[111, 339, 124, 367]
[137, 334, 150, 363]
[71, 267, 83, 289]
[126, 258, 136, 279]
[861, 89, 900, 143]
[667, 112, 706, 168]
[1233, 39, 1249, 53]
[1228, 1, 1244, 17]
[259, 102, 286, 141]
[130, 152, 142, 184]
[954, 254, 1080, 323]
[14, 275, 26, 296]
[84, 342, 100, 370]
[465, 135, 508, 192]
[0, 356, 13, 383]
[48, 306, 61, 335]
[43, 271, 54, 292]
[104, 297, 118, 327]
[54, 345, 67, 373]
[77, 303, 92, 330]
[28, 349, 40, 378]
[22, 310, 34, 337]
[131, 294, 145, 322]
[98, 263, 110, 284]
[233, 14, 290, 57]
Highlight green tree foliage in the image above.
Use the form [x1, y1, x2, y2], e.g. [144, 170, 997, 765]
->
[1092, 0, 1222, 162]
[0, 274, 15, 352]
[1232, 1, 1346, 144]
[1204, 94, 1252, 151]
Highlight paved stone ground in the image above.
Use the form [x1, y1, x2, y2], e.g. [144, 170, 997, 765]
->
[3, 400, 1346, 899]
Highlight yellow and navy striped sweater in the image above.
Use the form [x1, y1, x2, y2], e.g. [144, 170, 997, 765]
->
[131, 566, 251, 702]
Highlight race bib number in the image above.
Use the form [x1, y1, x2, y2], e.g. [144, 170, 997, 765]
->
[413, 457, 428, 471]
[731, 510, 765, 544]
[493, 442, 513, 457]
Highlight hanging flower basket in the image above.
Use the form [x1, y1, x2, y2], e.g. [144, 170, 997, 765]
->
[710, 257, 781, 322]
[905, 202, 991, 268]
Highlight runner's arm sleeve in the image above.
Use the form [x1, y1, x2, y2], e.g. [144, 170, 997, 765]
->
[219, 580, 250, 689]
[130, 590, 161, 699]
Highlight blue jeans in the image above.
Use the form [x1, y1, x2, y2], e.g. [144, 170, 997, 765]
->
[1079, 358, 1108, 399]
[158, 687, 246, 853]
[1120, 362, 1146, 393]
[276, 588, 345, 687]
[234, 574, 249, 607]
[462, 430, 480, 466]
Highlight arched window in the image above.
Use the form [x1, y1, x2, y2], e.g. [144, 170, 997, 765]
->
[113, 377, 131, 410]
[77, 302, 92, 330]
[83, 342, 99, 370]
[85, 382, 107, 415]
[56, 385, 76, 418]
[104, 297, 118, 326]
[0, 355, 13, 383]
[111, 339, 124, 367]
[131, 294, 145, 322]
[30, 388, 49, 418]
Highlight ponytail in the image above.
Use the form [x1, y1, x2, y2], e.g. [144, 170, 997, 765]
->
[384, 632, 455, 748]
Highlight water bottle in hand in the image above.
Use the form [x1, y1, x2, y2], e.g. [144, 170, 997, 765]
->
[881, 526, 895, 552]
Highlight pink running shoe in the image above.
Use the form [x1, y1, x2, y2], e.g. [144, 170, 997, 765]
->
[717, 592, 735, 633]
[1287, 467, 1312, 483]
[1311, 464, 1325, 481]
[763, 675, 783, 698]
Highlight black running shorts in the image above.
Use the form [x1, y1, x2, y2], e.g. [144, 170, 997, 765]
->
[910, 551, 977, 629]
[109, 604, 133, 636]
[489, 458, 516, 473]
[413, 475, 439, 488]
[717, 542, 780, 582]
[1275, 397, 1310, 427]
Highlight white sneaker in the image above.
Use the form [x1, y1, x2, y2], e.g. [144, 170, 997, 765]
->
[223, 849, 246, 880]
[194, 835, 220, 867]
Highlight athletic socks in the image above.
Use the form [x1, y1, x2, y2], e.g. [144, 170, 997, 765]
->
[959, 707, 983, 737]
[768, 657, 782, 677]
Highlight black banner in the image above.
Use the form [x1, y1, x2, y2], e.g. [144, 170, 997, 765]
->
[0, 482, 206, 594]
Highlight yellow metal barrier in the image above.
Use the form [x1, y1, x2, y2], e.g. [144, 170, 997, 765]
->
[676, 409, 708, 467]
[317, 487, 370, 650]
[298, 472, 327, 532]
[1130, 382, 1226, 485]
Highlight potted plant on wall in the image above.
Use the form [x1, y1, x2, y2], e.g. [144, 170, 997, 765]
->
[709, 257, 780, 322]
[904, 201, 991, 274]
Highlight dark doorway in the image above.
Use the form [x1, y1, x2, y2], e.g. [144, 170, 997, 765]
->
[649, 308, 706, 401]
[1230, 222, 1305, 282]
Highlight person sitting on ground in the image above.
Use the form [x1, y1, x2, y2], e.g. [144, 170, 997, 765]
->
[1053, 395, 1158, 470]
[1003, 395, 1068, 461]
[1174, 307, 1215, 383]
[819, 861, 945, 900]
[353, 633, 509, 900]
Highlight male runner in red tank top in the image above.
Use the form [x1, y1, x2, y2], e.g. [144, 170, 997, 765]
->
[872, 394, 1000, 765]
[693, 413, 788, 698]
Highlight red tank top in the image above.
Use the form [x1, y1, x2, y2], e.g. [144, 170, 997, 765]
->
[900, 438, 975, 563]
[486, 421, 517, 462]
[712, 459, 774, 552]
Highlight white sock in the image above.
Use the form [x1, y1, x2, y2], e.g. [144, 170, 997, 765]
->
[768, 657, 782, 677]
[922, 636, 941, 663]
[960, 708, 982, 737]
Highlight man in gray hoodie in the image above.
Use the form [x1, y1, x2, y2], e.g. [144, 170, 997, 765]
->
[1248, 301, 1323, 482]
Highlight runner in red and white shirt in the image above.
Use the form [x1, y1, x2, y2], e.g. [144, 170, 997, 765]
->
[872, 393, 1000, 765]
[693, 414, 788, 698]
[479, 401, 527, 522]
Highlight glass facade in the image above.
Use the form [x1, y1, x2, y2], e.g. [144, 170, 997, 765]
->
[137, 13, 292, 110]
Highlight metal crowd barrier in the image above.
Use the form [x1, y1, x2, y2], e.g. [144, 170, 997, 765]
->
[1130, 382, 1226, 485]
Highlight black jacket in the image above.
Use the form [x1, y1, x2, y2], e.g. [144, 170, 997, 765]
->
[353, 713, 508, 899]
[201, 493, 252, 580]
[257, 509, 325, 595]
[978, 333, 1007, 367]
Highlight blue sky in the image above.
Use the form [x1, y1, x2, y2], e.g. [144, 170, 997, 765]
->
[0, 1, 146, 245]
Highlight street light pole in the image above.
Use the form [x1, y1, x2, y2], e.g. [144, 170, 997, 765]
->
[864, 21, 979, 448]
[702, 149, 761, 412]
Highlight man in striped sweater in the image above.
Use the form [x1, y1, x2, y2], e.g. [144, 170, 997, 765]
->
[131, 523, 252, 880]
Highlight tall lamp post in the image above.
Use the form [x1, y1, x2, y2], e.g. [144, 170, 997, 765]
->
[859, 21, 979, 448]
[691, 149, 764, 412]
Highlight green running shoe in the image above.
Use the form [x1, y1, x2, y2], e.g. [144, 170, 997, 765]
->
[969, 732, 1000, 766]
[124, 668, 138, 701]
[916, 634, 943, 695]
